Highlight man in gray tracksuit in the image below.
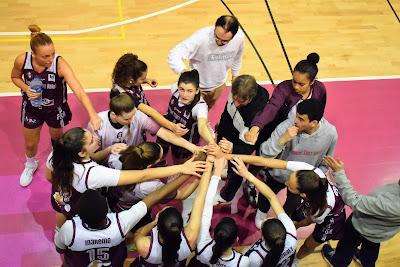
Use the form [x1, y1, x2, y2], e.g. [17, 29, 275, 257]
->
[255, 99, 338, 228]
[322, 156, 400, 267]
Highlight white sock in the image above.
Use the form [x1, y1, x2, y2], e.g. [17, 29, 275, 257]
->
[25, 155, 38, 165]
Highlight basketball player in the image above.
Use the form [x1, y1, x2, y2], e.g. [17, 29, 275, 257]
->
[10, 24, 102, 187]
[211, 151, 344, 264]
[45, 127, 206, 228]
[54, 167, 195, 267]
[131, 155, 214, 266]
[230, 157, 297, 267]
[168, 15, 244, 108]
[187, 157, 251, 267]
[91, 93, 202, 162]
[107, 143, 205, 233]
[158, 69, 215, 164]
[244, 53, 326, 145]
[110, 53, 187, 136]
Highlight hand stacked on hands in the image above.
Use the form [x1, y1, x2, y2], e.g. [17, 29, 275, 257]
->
[244, 126, 260, 145]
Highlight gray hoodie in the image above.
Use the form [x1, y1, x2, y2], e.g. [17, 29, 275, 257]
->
[334, 170, 400, 243]
[259, 118, 337, 183]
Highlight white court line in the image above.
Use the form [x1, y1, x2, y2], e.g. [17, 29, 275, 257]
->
[0, 0, 199, 36]
[1, 75, 399, 97]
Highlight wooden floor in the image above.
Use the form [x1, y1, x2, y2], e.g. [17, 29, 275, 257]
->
[0, 1, 399, 266]
[0, 0, 399, 92]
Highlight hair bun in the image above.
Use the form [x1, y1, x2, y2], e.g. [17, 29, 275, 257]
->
[28, 24, 42, 38]
[306, 52, 320, 65]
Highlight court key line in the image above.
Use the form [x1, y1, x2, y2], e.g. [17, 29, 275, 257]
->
[0, 0, 199, 36]
[1, 75, 399, 97]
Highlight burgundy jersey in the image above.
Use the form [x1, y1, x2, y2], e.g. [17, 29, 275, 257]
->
[111, 83, 150, 106]
[22, 52, 68, 108]
[64, 215, 127, 267]
[165, 90, 203, 144]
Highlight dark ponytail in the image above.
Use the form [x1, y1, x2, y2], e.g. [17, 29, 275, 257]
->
[261, 219, 286, 267]
[51, 127, 85, 194]
[296, 170, 328, 215]
[210, 217, 238, 264]
[293, 52, 320, 81]
[157, 207, 184, 266]
[178, 69, 201, 109]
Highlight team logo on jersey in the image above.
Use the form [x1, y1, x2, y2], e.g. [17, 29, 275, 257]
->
[117, 132, 123, 139]
[53, 192, 71, 212]
[42, 98, 55, 106]
[25, 116, 37, 124]
[183, 110, 190, 119]
[48, 73, 56, 82]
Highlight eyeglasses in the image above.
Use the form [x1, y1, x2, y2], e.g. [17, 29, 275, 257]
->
[214, 31, 231, 45]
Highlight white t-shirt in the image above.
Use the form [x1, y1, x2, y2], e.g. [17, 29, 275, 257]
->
[168, 26, 244, 89]
[93, 110, 160, 150]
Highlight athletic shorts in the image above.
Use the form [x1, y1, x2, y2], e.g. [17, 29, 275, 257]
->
[292, 201, 346, 243]
[21, 99, 72, 129]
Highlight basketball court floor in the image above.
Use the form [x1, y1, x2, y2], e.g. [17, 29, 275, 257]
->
[0, 0, 399, 266]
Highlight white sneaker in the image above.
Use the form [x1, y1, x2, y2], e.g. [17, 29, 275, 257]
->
[20, 160, 39, 187]
[213, 193, 231, 206]
[255, 209, 267, 229]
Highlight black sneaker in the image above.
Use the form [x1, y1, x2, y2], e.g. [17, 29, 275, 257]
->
[243, 181, 257, 208]
[321, 244, 336, 267]
[353, 248, 362, 265]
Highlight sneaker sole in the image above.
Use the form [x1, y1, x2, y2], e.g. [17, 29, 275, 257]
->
[214, 200, 232, 206]
[321, 250, 334, 267]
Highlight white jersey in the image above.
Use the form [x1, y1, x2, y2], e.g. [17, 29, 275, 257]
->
[47, 152, 121, 218]
[139, 228, 193, 265]
[247, 213, 297, 267]
[46, 152, 120, 193]
[286, 161, 334, 223]
[94, 110, 160, 150]
[194, 175, 250, 266]
[168, 26, 244, 89]
[55, 202, 148, 267]
[197, 241, 250, 267]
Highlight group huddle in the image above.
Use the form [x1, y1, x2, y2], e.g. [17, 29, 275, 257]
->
[12, 15, 400, 267]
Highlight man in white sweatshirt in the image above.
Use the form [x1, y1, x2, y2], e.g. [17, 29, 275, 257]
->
[168, 15, 244, 109]
[255, 99, 338, 228]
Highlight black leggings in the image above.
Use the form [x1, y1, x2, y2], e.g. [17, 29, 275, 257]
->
[332, 214, 380, 267]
